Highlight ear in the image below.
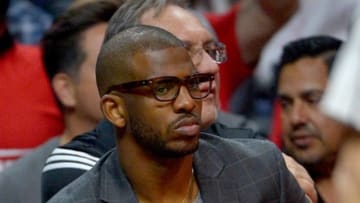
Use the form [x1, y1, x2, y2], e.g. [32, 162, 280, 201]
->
[52, 73, 77, 108]
[101, 94, 127, 128]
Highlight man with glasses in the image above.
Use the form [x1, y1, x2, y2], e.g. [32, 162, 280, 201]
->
[48, 24, 308, 203]
[41, 1, 254, 200]
[42, 1, 316, 202]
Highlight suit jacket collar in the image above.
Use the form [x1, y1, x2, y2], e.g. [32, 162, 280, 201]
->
[99, 150, 138, 203]
[98, 133, 227, 203]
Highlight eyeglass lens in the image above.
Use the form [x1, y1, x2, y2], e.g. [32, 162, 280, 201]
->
[204, 42, 227, 64]
[152, 74, 212, 101]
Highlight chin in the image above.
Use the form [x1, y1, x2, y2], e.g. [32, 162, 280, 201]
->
[161, 141, 199, 158]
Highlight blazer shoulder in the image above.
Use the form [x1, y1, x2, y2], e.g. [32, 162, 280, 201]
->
[200, 133, 282, 162]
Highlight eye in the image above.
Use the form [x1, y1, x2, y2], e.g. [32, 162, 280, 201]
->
[187, 78, 201, 90]
[154, 85, 170, 96]
[278, 97, 292, 111]
[304, 91, 323, 106]
[153, 79, 177, 96]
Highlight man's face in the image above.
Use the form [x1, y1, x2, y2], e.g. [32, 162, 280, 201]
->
[124, 47, 202, 157]
[277, 57, 350, 166]
[140, 5, 220, 129]
[73, 23, 106, 125]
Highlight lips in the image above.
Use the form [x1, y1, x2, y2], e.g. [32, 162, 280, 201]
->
[173, 116, 201, 137]
[290, 133, 315, 148]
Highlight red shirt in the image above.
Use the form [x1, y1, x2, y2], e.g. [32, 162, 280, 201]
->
[0, 43, 64, 169]
[269, 101, 283, 148]
[206, 4, 253, 111]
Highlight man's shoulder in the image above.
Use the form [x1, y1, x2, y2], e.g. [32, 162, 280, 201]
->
[43, 130, 106, 173]
[47, 149, 118, 203]
[42, 128, 107, 182]
[1, 137, 59, 176]
[0, 137, 59, 203]
[205, 122, 266, 140]
[42, 121, 116, 201]
[47, 168, 99, 203]
[199, 133, 280, 162]
[61, 120, 115, 157]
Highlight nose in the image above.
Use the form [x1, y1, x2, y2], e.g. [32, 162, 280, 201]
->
[290, 101, 309, 126]
[194, 50, 219, 75]
[173, 86, 196, 113]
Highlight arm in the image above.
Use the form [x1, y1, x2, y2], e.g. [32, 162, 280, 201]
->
[282, 153, 317, 203]
[41, 147, 99, 202]
[236, 0, 298, 66]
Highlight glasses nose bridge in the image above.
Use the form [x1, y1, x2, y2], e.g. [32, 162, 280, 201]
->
[176, 78, 194, 99]
[173, 83, 196, 111]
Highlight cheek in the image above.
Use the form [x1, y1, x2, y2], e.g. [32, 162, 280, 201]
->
[280, 113, 291, 131]
[76, 83, 102, 118]
[126, 98, 170, 131]
[196, 53, 219, 75]
[77, 74, 101, 103]
[321, 124, 349, 150]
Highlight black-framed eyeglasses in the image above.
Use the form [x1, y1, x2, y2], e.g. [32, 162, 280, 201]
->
[107, 73, 215, 102]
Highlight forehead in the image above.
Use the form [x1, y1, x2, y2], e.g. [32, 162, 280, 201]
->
[140, 5, 213, 47]
[278, 57, 329, 95]
[131, 47, 194, 79]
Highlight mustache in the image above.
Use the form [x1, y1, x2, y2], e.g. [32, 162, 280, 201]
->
[290, 123, 319, 138]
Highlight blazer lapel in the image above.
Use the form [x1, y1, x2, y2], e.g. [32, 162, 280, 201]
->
[99, 151, 138, 203]
[194, 137, 225, 203]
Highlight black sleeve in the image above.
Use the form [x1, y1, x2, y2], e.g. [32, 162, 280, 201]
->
[41, 120, 116, 202]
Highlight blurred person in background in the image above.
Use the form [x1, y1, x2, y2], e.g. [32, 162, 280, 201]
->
[275, 36, 354, 203]
[231, 0, 360, 137]
[204, 0, 298, 112]
[0, 1, 118, 203]
[191, 0, 299, 135]
[0, 0, 63, 171]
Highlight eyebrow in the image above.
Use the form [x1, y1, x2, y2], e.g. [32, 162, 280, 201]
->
[300, 90, 323, 98]
[277, 89, 324, 99]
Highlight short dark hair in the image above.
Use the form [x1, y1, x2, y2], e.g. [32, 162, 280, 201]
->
[96, 25, 186, 96]
[274, 35, 343, 89]
[104, 0, 187, 43]
[42, 0, 119, 81]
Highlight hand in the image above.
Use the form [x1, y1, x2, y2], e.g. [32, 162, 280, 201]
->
[282, 153, 317, 203]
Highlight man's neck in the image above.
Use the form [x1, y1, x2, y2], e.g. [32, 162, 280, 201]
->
[316, 177, 337, 203]
[307, 162, 336, 203]
[117, 138, 198, 203]
[59, 114, 100, 145]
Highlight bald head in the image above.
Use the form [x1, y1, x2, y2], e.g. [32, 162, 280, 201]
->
[96, 25, 185, 96]
[104, 0, 187, 43]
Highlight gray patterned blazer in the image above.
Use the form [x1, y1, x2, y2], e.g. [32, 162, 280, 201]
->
[47, 133, 308, 203]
